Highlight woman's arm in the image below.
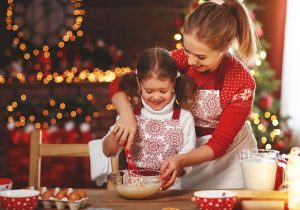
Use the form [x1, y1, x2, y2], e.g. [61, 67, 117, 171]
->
[161, 144, 214, 190]
[103, 132, 120, 157]
[111, 92, 137, 151]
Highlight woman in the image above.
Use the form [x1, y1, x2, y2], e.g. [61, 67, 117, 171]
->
[109, 0, 258, 190]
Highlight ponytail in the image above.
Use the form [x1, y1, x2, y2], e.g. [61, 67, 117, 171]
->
[174, 75, 197, 110]
[225, 0, 258, 62]
[184, 0, 258, 63]
[118, 72, 141, 106]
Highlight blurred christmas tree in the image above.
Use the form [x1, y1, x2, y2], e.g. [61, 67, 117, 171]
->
[172, 0, 292, 152]
[246, 3, 291, 152]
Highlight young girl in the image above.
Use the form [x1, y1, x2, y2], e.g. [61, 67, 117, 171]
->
[109, 0, 259, 190]
[103, 47, 196, 187]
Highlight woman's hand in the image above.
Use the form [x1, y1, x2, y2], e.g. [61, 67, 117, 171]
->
[160, 155, 183, 190]
[113, 114, 137, 151]
[111, 92, 137, 151]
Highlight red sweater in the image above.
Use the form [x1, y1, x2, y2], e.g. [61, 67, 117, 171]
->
[109, 48, 255, 159]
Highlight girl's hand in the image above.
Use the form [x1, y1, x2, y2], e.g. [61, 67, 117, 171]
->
[113, 114, 137, 150]
[160, 155, 183, 190]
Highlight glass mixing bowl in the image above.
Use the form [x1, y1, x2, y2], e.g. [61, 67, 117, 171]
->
[113, 169, 161, 199]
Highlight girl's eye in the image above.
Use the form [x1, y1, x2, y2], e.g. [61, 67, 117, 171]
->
[146, 90, 152, 94]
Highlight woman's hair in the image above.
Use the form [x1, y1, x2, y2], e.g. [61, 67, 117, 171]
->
[119, 47, 196, 109]
[183, 0, 258, 62]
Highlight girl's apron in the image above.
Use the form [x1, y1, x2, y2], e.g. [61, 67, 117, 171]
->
[181, 79, 257, 189]
[131, 105, 183, 189]
[131, 105, 183, 171]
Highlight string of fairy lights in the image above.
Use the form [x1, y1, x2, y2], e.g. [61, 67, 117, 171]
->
[6, 0, 85, 60]
[0, 67, 131, 85]
[172, 0, 283, 150]
[2, 0, 133, 130]
[3, 66, 131, 129]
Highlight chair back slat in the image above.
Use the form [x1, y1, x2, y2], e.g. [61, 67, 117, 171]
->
[29, 129, 119, 190]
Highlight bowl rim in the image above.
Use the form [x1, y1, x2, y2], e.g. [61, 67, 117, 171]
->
[194, 190, 237, 198]
[0, 189, 40, 198]
[113, 169, 161, 177]
[0, 178, 13, 185]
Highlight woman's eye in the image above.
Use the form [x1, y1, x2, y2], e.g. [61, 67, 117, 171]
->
[197, 56, 206, 60]
[146, 91, 152, 94]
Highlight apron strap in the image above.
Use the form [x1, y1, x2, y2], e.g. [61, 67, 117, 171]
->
[195, 126, 215, 137]
[172, 102, 181, 120]
[133, 104, 142, 115]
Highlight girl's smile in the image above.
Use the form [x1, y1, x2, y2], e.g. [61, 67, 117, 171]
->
[139, 75, 174, 111]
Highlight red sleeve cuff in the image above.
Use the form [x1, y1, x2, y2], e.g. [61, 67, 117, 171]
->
[108, 77, 123, 100]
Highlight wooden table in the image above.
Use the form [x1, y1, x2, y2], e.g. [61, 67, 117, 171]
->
[36, 189, 288, 210]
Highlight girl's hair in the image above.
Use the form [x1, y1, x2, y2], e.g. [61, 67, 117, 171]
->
[119, 47, 196, 109]
[183, 0, 258, 62]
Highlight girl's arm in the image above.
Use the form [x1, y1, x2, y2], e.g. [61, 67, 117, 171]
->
[111, 92, 137, 151]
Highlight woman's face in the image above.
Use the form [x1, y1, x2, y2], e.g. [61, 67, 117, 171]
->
[139, 75, 174, 111]
[183, 33, 226, 73]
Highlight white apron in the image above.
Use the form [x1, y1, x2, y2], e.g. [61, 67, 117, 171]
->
[180, 89, 257, 189]
[131, 106, 183, 171]
[131, 105, 183, 189]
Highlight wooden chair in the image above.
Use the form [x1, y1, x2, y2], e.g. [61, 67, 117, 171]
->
[29, 129, 118, 190]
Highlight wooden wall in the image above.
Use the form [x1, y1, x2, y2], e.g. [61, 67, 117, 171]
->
[83, 0, 191, 66]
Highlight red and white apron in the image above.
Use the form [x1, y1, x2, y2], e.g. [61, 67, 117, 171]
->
[180, 88, 257, 189]
[131, 105, 183, 171]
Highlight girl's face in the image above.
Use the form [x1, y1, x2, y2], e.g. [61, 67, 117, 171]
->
[138, 75, 174, 111]
[183, 33, 226, 73]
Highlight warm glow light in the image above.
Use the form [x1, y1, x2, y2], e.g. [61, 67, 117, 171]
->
[29, 115, 35, 122]
[272, 120, 279, 126]
[287, 147, 300, 209]
[87, 94, 93, 100]
[43, 110, 49, 116]
[43, 45, 49, 52]
[35, 123, 41, 129]
[20, 94, 27, 101]
[176, 43, 183, 49]
[60, 103, 66, 110]
[265, 144, 272, 150]
[24, 53, 30, 59]
[174, 33, 182, 41]
[70, 111, 77, 117]
[7, 105, 13, 112]
[6, 0, 85, 57]
[56, 113, 63, 119]
[261, 137, 267, 144]
[271, 115, 278, 121]
[58, 42, 65, 48]
[50, 99, 56, 107]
